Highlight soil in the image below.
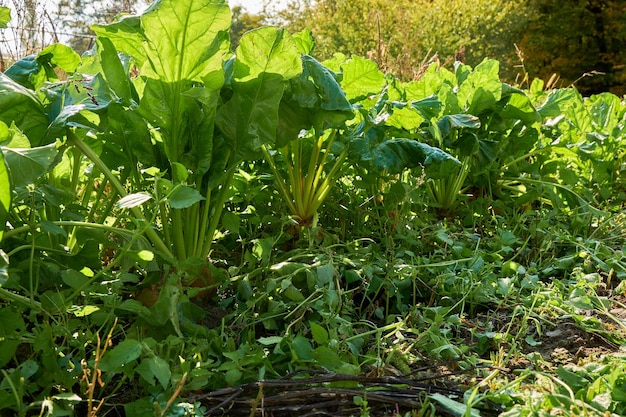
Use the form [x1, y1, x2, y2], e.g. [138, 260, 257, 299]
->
[511, 293, 626, 370]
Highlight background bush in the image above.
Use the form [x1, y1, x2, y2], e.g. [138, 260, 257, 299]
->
[274, 0, 626, 95]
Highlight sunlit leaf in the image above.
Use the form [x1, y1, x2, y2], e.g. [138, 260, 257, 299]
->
[292, 28, 315, 54]
[233, 27, 301, 82]
[37, 44, 81, 74]
[136, 250, 154, 262]
[340, 56, 385, 101]
[217, 27, 302, 159]
[51, 393, 82, 402]
[92, 15, 147, 66]
[0, 149, 10, 243]
[70, 305, 100, 317]
[117, 192, 152, 209]
[537, 88, 580, 118]
[0, 7, 10, 28]
[141, 0, 231, 82]
[457, 59, 502, 115]
[96, 37, 133, 102]
[258, 336, 283, 345]
[500, 91, 541, 125]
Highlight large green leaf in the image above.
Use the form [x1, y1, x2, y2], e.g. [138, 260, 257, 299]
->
[216, 27, 302, 160]
[405, 63, 456, 100]
[181, 87, 220, 176]
[292, 28, 315, 54]
[0, 73, 48, 145]
[340, 56, 386, 102]
[375, 139, 460, 177]
[233, 27, 302, 82]
[410, 96, 444, 120]
[0, 149, 10, 243]
[138, 79, 218, 176]
[141, 0, 231, 82]
[92, 15, 148, 67]
[385, 95, 444, 131]
[218, 75, 286, 159]
[290, 55, 351, 114]
[385, 105, 426, 131]
[1, 143, 58, 188]
[276, 55, 353, 147]
[131, 0, 232, 178]
[457, 59, 502, 115]
[6, 44, 80, 90]
[500, 91, 541, 125]
[536, 88, 580, 118]
[353, 131, 460, 178]
[586, 93, 624, 132]
[138, 79, 188, 144]
[37, 44, 81, 74]
[47, 74, 114, 139]
[96, 37, 134, 103]
[587, 92, 622, 131]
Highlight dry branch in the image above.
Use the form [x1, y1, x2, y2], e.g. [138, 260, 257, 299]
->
[190, 369, 503, 416]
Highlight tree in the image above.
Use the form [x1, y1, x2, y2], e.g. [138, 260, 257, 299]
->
[518, 0, 626, 95]
[278, 0, 626, 95]
[0, 0, 54, 59]
[0, 0, 149, 60]
[278, 0, 415, 76]
[278, 0, 528, 81]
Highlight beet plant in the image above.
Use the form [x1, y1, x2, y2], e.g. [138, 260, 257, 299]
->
[1, 1, 625, 416]
[89, 0, 302, 265]
[261, 48, 354, 226]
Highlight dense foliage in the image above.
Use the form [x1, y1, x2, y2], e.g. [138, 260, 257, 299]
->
[0, 0, 625, 416]
[278, 0, 626, 96]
